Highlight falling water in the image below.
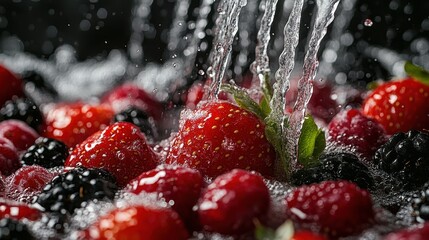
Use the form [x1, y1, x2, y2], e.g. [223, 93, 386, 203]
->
[206, 0, 247, 100]
[318, 0, 358, 79]
[233, 0, 259, 77]
[268, 0, 304, 170]
[251, 0, 279, 79]
[182, 0, 215, 75]
[167, 0, 191, 55]
[128, 0, 154, 65]
[287, 0, 340, 162]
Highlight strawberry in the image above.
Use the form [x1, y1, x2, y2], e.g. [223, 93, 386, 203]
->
[0, 120, 39, 153]
[384, 223, 429, 240]
[0, 138, 20, 176]
[197, 169, 270, 235]
[0, 199, 41, 221]
[0, 64, 24, 107]
[41, 102, 114, 148]
[362, 77, 429, 134]
[165, 101, 275, 178]
[6, 165, 56, 202]
[285, 180, 374, 237]
[102, 83, 164, 121]
[327, 108, 387, 159]
[81, 205, 189, 240]
[126, 165, 204, 227]
[65, 122, 158, 186]
[292, 231, 327, 240]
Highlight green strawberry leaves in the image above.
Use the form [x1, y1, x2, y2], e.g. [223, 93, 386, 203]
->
[405, 61, 429, 86]
[220, 83, 268, 120]
[221, 74, 326, 179]
[298, 115, 325, 168]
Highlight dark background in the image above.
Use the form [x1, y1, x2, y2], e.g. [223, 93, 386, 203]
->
[0, 0, 428, 84]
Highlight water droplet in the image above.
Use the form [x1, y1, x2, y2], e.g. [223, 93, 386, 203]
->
[198, 70, 205, 75]
[364, 19, 373, 27]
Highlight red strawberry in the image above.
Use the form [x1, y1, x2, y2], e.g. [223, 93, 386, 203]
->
[6, 165, 56, 202]
[285, 180, 374, 237]
[0, 138, 20, 176]
[0, 199, 41, 221]
[166, 101, 275, 178]
[384, 223, 429, 240]
[0, 64, 24, 107]
[362, 77, 429, 134]
[292, 231, 327, 240]
[41, 102, 114, 147]
[102, 83, 164, 121]
[197, 169, 270, 235]
[127, 165, 204, 227]
[327, 108, 387, 159]
[65, 122, 158, 186]
[81, 205, 189, 240]
[0, 120, 39, 153]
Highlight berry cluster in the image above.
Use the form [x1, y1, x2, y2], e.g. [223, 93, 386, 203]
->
[0, 61, 428, 240]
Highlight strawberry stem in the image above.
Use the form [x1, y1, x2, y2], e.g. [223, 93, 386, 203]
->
[404, 61, 429, 86]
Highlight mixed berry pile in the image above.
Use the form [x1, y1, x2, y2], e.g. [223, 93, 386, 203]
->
[0, 62, 428, 240]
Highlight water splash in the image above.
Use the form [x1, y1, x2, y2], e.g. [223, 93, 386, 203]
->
[182, 0, 215, 75]
[206, 0, 247, 100]
[167, 0, 191, 55]
[318, 0, 357, 79]
[287, 0, 340, 162]
[233, 0, 259, 77]
[251, 0, 279, 81]
[269, 0, 304, 171]
[128, 0, 154, 65]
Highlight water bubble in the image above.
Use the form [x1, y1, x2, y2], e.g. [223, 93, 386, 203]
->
[364, 18, 373, 27]
[198, 69, 205, 75]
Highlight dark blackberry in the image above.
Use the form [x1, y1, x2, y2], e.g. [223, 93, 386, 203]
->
[34, 167, 118, 214]
[0, 97, 43, 131]
[113, 106, 158, 141]
[412, 182, 429, 223]
[291, 152, 374, 189]
[21, 137, 69, 168]
[374, 130, 429, 188]
[0, 218, 34, 240]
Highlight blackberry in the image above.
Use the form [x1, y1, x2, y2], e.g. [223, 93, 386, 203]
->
[113, 106, 158, 141]
[34, 167, 118, 214]
[374, 130, 429, 188]
[0, 218, 34, 240]
[21, 137, 69, 168]
[0, 97, 43, 131]
[412, 182, 429, 223]
[291, 152, 374, 189]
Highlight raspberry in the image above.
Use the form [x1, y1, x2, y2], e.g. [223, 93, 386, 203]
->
[6, 165, 56, 202]
[328, 108, 387, 159]
[0, 138, 20, 176]
[285, 181, 374, 237]
[0, 120, 39, 153]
